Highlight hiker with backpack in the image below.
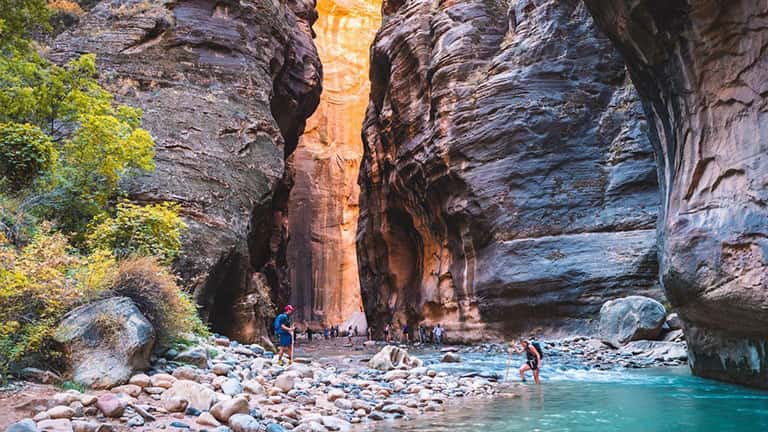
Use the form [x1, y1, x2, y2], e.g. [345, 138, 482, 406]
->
[511, 339, 543, 384]
[274, 305, 295, 366]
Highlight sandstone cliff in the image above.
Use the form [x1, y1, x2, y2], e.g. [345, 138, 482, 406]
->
[584, 0, 768, 387]
[50, 0, 322, 340]
[358, 0, 661, 340]
[285, 0, 380, 329]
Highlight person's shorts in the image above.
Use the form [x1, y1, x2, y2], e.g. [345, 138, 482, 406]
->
[279, 332, 292, 347]
[527, 360, 539, 370]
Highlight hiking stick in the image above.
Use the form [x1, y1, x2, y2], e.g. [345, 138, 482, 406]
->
[290, 327, 295, 364]
[504, 356, 511, 381]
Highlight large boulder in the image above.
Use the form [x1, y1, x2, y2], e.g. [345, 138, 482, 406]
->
[599, 296, 666, 348]
[53, 297, 154, 389]
[368, 346, 422, 371]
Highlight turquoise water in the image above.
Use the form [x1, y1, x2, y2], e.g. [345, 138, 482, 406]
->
[377, 353, 768, 432]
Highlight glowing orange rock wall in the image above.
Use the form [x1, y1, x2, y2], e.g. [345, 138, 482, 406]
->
[286, 0, 380, 328]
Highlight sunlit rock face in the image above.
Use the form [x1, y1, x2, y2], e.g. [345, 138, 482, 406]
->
[584, 0, 768, 388]
[286, 0, 381, 328]
[50, 0, 322, 341]
[358, 0, 662, 341]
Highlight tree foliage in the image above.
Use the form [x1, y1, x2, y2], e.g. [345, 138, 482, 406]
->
[87, 201, 186, 264]
[0, 122, 57, 190]
[0, 0, 50, 51]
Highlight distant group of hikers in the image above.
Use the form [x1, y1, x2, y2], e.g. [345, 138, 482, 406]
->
[382, 322, 444, 346]
[273, 304, 544, 384]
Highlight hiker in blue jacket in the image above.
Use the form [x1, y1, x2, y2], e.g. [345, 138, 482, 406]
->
[274, 305, 295, 366]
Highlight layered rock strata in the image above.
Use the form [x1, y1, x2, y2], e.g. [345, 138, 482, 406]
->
[583, 0, 768, 387]
[50, 0, 322, 339]
[286, 0, 381, 328]
[358, 0, 661, 340]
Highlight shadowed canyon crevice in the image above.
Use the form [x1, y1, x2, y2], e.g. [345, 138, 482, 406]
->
[285, 0, 381, 330]
[583, 0, 768, 388]
[357, 0, 662, 341]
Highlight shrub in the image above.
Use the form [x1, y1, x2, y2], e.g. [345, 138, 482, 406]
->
[111, 257, 208, 342]
[86, 201, 186, 263]
[0, 123, 57, 190]
[0, 227, 117, 374]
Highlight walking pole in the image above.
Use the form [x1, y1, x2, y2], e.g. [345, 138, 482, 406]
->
[290, 327, 295, 365]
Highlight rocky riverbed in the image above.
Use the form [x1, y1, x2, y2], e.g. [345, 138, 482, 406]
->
[3, 330, 688, 432]
[3, 337, 502, 432]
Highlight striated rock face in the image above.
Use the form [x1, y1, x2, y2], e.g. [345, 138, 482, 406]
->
[285, 0, 380, 328]
[583, 0, 768, 387]
[358, 0, 661, 340]
[50, 0, 321, 339]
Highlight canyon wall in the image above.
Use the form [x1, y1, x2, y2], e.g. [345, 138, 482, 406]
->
[50, 0, 322, 341]
[358, 0, 662, 340]
[583, 0, 768, 387]
[285, 0, 380, 329]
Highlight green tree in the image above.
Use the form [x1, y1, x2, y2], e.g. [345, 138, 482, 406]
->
[0, 0, 50, 51]
[86, 201, 187, 264]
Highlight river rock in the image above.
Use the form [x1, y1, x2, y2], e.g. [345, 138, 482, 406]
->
[441, 352, 461, 363]
[175, 348, 209, 369]
[46, 406, 75, 420]
[52, 297, 154, 389]
[6, 419, 37, 432]
[162, 380, 217, 411]
[327, 389, 345, 402]
[196, 412, 221, 428]
[368, 346, 422, 371]
[274, 373, 296, 392]
[128, 374, 150, 388]
[210, 397, 249, 422]
[36, 419, 72, 432]
[212, 363, 232, 376]
[220, 378, 243, 396]
[599, 296, 667, 347]
[111, 384, 142, 398]
[228, 414, 260, 432]
[20, 368, 61, 385]
[94, 394, 125, 418]
[243, 380, 264, 395]
[620, 341, 687, 362]
[320, 416, 351, 432]
[666, 313, 683, 331]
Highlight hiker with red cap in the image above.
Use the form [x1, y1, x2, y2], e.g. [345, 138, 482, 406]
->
[274, 305, 295, 366]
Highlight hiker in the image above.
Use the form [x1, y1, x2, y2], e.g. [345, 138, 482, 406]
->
[323, 326, 329, 339]
[384, 323, 391, 343]
[307, 326, 313, 342]
[347, 326, 353, 343]
[419, 324, 427, 344]
[401, 323, 409, 343]
[513, 339, 542, 384]
[274, 305, 295, 366]
[368, 326, 373, 341]
[354, 325, 359, 337]
[433, 324, 444, 347]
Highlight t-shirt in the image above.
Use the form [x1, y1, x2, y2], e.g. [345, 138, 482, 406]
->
[433, 327, 443, 337]
[274, 313, 291, 336]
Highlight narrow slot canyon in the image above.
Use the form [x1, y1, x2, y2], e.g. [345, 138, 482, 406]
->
[285, 0, 381, 331]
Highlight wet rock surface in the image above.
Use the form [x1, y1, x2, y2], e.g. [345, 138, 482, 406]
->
[48, 0, 322, 341]
[583, 0, 768, 388]
[358, 0, 661, 340]
[599, 296, 667, 348]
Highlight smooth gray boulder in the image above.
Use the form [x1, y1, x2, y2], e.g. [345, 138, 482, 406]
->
[368, 346, 422, 371]
[599, 296, 666, 348]
[53, 297, 154, 389]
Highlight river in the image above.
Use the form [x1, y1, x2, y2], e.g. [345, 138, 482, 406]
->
[371, 351, 768, 432]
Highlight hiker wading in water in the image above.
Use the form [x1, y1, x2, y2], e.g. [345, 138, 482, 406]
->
[511, 339, 542, 384]
[274, 305, 295, 366]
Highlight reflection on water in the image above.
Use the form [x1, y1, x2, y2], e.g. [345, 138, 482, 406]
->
[374, 352, 768, 432]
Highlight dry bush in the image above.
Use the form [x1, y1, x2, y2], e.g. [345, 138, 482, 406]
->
[112, 257, 207, 342]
